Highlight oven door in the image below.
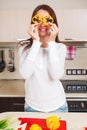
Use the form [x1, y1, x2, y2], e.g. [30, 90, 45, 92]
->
[67, 97, 87, 112]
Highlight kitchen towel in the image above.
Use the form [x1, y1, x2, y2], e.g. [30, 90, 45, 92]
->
[66, 46, 76, 60]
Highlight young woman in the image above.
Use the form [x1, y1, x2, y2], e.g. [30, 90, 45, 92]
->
[18, 4, 68, 112]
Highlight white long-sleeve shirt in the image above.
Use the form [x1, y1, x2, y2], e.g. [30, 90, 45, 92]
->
[19, 40, 67, 112]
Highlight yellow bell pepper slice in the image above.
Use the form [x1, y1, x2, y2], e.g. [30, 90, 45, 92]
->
[46, 116, 60, 130]
[32, 14, 42, 24]
[30, 124, 42, 130]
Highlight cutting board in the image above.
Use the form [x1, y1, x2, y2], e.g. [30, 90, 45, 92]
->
[18, 117, 66, 130]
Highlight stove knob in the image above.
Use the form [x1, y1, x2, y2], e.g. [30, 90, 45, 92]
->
[81, 102, 84, 108]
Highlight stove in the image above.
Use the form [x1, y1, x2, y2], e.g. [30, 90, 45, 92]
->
[61, 80, 87, 112]
[67, 97, 87, 112]
[61, 80, 87, 93]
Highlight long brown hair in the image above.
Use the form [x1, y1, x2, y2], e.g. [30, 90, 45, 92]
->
[18, 4, 60, 51]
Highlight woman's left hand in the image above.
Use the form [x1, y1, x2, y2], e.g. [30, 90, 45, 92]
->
[47, 23, 59, 42]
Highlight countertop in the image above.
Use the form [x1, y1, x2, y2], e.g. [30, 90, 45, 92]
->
[0, 80, 87, 98]
[0, 80, 25, 97]
[0, 112, 87, 130]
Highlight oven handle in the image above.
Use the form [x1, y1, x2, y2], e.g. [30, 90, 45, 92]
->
[67, 97, 87, 101]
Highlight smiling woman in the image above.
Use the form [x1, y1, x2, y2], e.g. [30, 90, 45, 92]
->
[18, 4, 68, 113]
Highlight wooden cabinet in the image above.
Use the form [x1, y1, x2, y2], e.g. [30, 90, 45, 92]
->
[0, 97, 24, 112]
[0, 9, 87, 42]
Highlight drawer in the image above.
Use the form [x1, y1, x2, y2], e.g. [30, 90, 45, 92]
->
[0, 97, 24, 112]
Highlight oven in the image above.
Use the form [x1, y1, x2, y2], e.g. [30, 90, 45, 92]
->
[61, 80, 87, 112]
[67, 97, 87, 112]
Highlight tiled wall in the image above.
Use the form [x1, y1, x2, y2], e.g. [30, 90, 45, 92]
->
[0, 43, 22, 79]
[0, 42, 87, 80]
[62, 43, 87, 80]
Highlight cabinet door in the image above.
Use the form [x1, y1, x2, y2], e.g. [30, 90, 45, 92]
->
[11, 97, 24, 111]
[0, 97, 24, 112]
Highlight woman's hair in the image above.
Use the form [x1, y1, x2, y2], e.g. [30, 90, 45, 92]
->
[18, 4, 60, 51]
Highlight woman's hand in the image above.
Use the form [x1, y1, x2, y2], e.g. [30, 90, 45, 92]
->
[28, 24, 40, 41]
[47, 23, 59, 42]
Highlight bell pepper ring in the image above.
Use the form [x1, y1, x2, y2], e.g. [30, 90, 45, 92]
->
[46, 116, 60, 130]
[32, 14, 54, 26]
[32, 14, 42, 24]
[30, 124, 42, 130]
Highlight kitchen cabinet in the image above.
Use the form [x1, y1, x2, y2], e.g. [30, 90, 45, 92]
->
[0, 97, 24, 112]
[0, 8, 87, 41]
[60, 40, 87, 47]
[0, 80, 25, 112]
[60, 40, 87, 43]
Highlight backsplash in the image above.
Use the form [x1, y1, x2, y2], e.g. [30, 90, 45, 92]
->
[62, 43, 87, 80]
[0, 42, 87, 80]
[0, 43, 22, 79]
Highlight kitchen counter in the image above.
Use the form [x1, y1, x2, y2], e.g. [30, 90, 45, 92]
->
[0, 80, 25, 97]
[0, 112, 87, 130]
[0, 79, 87, 112]
[0, 79, 87, 98]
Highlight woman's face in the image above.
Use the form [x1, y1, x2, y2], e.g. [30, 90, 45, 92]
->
[35, 9, 52, 37]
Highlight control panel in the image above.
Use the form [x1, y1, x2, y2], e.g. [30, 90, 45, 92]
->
[61, 80, 87, 93]
[66, 69, 87, 75]
[67, 98, 87, 112]
[66, 85, 87, 93]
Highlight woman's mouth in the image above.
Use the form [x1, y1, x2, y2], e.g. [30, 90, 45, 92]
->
[39, 27, 49, 32]
[39, 28, 46, 32]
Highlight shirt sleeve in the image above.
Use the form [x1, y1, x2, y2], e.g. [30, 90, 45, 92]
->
[48, 41, 67, 80]
[18, 40, 41, 79]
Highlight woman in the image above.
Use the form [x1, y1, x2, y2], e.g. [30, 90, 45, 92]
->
[18, 4, 68, 112]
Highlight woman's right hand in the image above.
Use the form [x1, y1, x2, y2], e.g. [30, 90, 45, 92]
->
[28, 24, 40, 41]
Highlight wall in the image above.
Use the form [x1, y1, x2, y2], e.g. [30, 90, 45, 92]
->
[62, 44, 87, 80]
[0, 0, 87, 10]
[0, 43, 22, 79]
[0, 42, 87, 80]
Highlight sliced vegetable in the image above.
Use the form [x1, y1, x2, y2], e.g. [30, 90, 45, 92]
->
[46, 116, 60, 130]
[0, 118, 8, 129]
[30, 124, 42, 130]
[0, 116, 26, 130]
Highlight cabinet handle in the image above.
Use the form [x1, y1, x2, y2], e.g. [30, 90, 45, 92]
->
[12, 103, 24, 106]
